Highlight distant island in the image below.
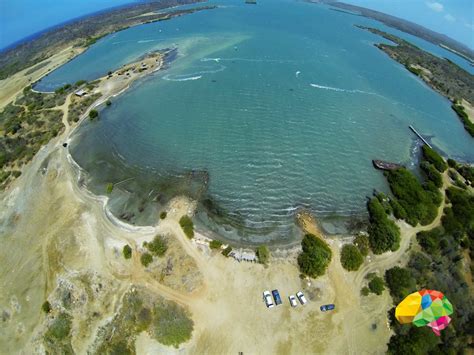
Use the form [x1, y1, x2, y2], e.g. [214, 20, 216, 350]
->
[320, 1, 474, 64]
[0, 0, 213, 80]
[358, 26, 474, 137]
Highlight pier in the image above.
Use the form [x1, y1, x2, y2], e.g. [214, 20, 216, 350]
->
[409, 125, 432, 148]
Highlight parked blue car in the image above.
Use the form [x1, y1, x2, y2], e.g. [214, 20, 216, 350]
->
[320, 304, 335, 312]
[272, 289, 282, 305]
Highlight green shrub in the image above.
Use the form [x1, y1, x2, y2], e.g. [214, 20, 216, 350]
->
[106, 100, 112, 106]
[420, 161, 442, 188]
[179, 216, 194, 239]
[422, 145, 447, 172]
[140, 252, 153, 267]
[123, 244, 132, 259]
[456, 164, 474, 185]
[354, 234, 370, 256]
[42, 301, 51, 313]
[442, 187, 474, 238]
[222, 246, 232, 257]
[367, 198, 401, 254]
[368, 276, 385, 295]
[89, 109, 99, 120]
[389, 198, 407, 220]
[447, 158, 457, 168]
[256, 245, 270, 264]
[144, 235, 168, 257]
[159, 211, 167, 220]
[340, 244, 364, 271]
[152, 302, 194, 348]
[386, 168, 440, 226]
[297, 234, 332, 278]
[416, 228, 442, 254]
[106, 182, 113, 194]
[209, 240, 223, 249]
[45, 313, 72, 341]
[361, 287, 370, 296]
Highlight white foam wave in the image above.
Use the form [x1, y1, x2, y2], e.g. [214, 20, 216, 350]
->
[296, 71, 301, 77]
[310, 83, 379, 96]
[137, 39, 157, 43]
[163, 75, 202, 81]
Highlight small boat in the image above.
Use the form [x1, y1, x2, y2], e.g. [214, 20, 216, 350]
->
[372, 160, 404, 171]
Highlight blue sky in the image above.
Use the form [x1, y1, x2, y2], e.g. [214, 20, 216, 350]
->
[0, 0, 473, 50]
[343, 0, 473, 48]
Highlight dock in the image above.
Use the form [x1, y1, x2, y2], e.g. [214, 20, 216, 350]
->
[409, 125, 432, 148]
[372, 160, 404, 171]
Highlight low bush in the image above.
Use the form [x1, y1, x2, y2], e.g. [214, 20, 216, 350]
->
[256, 245, 270, 264]
[123, 244, 132, 259]
[353, 234, 370, 256]
[42, 301, 51, 313]
[222, 246, 232, 257]
[140, 252, 153, 267]
[159, 211, 167, 220]
[416, 228, 442, 254]
[209, 240, 223, 250]
[89, 109, 99, 120]
[384, 266, 416, 303]
[144, 235, 168, 257]
[179, 216, 194, 239]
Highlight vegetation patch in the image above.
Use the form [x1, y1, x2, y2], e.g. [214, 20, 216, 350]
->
[386, 168, 441, 226]
[159, 211, 167, 219]
[43, 312, 73, 354]
[144, 235, 168, 257]
[452, 102, 474, 137]
[222, 246, 232, 257]
[353, 234, 370, 256]
[179, 215, 194, 239]
[123, 244, 132, 259]
[209, 240, 222, 250]
[368, 276, 385, 295]
[256, 245, 270, 264]
[140, 252, 153, 267]
[93, 287, 194, 353]
[297, 234, 332, 278]
[421, 145, 447, 172]
[340, 244, 363, 271]
[367, 198, 400, 254]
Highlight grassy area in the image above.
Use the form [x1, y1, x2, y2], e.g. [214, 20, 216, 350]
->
[179, 215, 194, 239]
[297, 234, 332, 278]
[68, 93, 102, 123]
[93, 287, 194, 353]
[43, 312, 73, 354]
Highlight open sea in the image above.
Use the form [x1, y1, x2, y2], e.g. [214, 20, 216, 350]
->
[36, 0, 474, 245]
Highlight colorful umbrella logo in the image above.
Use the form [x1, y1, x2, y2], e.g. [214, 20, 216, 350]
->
[395, 289, 453, 336]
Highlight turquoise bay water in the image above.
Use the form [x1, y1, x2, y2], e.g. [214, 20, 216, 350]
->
[40, 0, 473, 244]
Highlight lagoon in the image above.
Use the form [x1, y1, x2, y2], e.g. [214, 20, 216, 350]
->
[41, 0, 473, 244]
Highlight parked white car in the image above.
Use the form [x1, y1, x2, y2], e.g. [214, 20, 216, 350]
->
[289, 295, 298, 307]
[296, 291, 307, 305]
[263, 290, 274, 308]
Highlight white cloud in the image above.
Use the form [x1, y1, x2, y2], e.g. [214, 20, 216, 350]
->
[426, 1, 444, 12]
[444, 14, 455, 22]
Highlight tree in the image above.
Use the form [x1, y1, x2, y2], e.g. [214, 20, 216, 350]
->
[209, 240, 222, 250]
[159, 211, 167, 220]
[89, 109, 99, 119]
[42, 301, 52, 313]
[384, 266, 416, 302]
[340, 244, 364, 271]
[144, 235, 168, 257]
[354, 234, 370, 256]
[361, 287, 370, 296]
[367, 198, 401, 254]
[123, 244, 132, 259]
[422, 145, 447, 172]
[140, 252, 153, 267]
[256, 245, 270, 264]
[416, 228, 442, 254]
[368, 276, 385, 295]
[179, 216, 194, 239]
[297, 234, 332, 278]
